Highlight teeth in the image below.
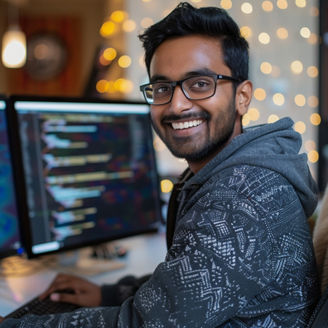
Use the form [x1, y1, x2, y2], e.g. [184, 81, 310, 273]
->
[172, 120, 202, 130]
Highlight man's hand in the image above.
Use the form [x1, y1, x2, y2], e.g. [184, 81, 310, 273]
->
[39, 273, 102, 307]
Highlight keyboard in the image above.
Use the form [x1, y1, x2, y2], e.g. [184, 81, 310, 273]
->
[5, 291, 81, 319]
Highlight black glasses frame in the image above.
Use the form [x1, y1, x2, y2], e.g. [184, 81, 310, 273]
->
[139, 74, 241, 105]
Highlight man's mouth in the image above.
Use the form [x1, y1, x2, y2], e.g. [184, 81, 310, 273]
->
[171, 119, 203, 130]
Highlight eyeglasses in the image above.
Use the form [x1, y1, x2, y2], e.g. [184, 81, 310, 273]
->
[139, 74, 241, 106]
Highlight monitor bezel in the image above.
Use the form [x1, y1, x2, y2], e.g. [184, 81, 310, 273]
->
[0, 95, 24, 259]
[7, 95, 162, 259]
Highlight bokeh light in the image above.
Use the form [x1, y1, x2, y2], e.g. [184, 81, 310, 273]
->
[220, 0, 232, 9]
[262, 1, 274, 11]
[268, 114, 279, 123]
[241, 2, 253, 14]
[273, 93, 285, 106]
[276, 27, 288, 39]
[310, 113, 321, 126]
[258, 32, 271, 44]
[240, 26, 252, 39]
[254, 88, 267, 101]
[294, 94, 306, 107]
[260, 61, 272, 74]
[290, 60, 304, 74]
[308, 150, 319, 163]
[161, 179, 174, 193]
[294, 121, 306, 134]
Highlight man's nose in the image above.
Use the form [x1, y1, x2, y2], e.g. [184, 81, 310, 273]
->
[169, 85, 192, 114]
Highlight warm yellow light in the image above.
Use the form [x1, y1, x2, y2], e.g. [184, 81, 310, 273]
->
[260, 62, 272, 74]
[142, 0, 152, 2]
[242, 113, 251, 126]
[294, 121, 306, 134]
[295, 0, 306, 8]
[277, 0, 288, 9]
[1, 28, 26, 68]
[268, 114, 279, 123]
[240, 26, 252, 39]
[258, 32, 270, 44]
[220, 0, 232, 9]
[262, 1, 274, 11]
[110, 10, 126, 23]
[123, 19, 136, 32]
[241, 2, 253, 14]
[276, 27, 288, 39]
[254, 88, 267, 101]
[300, 27, 311, 38]
[308, 150, 319, 163]
[294, 94, 306, 107]
[114, 78, 134, 93]
[107, 81, 116, 94]
[290, 60, 303, 74]
[161, 179, 174, 193]
[191, 0, 202, 3]
[310, 113, 321, 126]
[141, 18, 154, 29]
[307, 66, 318, 78]
[248, 107, 260, 121]
[96, 80, 110, 93]
[118, 55, 131, 68]
[273, 93, 285, 106]
[100, 21, 117, 37]
[103, 47, 117, 61]
[308, 96, 319, 108]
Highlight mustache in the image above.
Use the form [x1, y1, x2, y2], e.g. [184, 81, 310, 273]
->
[162, 112, 210, 123]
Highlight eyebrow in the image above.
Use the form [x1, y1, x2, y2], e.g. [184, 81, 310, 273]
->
[150, 68, 217, 83]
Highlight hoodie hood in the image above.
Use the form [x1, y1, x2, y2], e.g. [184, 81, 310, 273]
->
[184, 117, 318, 217]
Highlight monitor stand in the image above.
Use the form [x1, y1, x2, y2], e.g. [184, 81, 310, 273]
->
[53, 242, 127, 276]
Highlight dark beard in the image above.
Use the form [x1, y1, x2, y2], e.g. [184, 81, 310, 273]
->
[151, 101, 237, 163]
[176, 109, 236, 162]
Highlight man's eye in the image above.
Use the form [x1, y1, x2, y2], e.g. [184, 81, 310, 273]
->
[193, 81, 209, 88]
[154, 84, 170, 94]
[188, 78, 212, 91]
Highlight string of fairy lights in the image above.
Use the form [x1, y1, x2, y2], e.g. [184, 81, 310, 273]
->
[95, 0, 320, 193]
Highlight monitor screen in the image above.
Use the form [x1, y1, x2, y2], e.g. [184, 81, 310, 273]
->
[8, 96, 161, 258]
[0, 97, 22, 259]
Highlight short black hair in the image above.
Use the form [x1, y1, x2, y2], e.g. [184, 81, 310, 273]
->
[139, 2, 249, 82]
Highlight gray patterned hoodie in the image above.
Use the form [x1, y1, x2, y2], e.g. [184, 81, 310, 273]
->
[1, 117, 319, 327]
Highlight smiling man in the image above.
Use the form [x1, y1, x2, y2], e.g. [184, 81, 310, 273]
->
[0, 2, 319, 328]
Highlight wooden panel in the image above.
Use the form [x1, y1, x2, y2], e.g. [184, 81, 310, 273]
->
[7, 15, 82, 97]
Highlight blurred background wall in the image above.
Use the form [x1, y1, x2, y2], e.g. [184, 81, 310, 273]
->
[0, 0, 326, 192]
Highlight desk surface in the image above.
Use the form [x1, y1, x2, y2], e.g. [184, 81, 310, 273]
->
[0, 232, 167, 316]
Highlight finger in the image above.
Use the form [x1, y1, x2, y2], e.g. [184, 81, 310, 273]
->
[50, 292, 82, 306]
[40, 280, 75, 300]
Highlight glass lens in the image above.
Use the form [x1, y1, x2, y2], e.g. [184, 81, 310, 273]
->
[152, 83, 172, 104]
[182, 76, 215, 99]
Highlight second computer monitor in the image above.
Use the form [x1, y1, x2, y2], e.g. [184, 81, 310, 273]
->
[0, 97, 22, 259]
[9, 96, 161, 258]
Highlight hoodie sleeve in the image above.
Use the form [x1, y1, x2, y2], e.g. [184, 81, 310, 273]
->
[100, 274, 151, 306]
[0, 166, 318, 328]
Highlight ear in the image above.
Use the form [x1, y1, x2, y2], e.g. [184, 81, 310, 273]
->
[235, 80, 253, 116]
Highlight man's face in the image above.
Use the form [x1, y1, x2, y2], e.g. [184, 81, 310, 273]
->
[149, 35, 241, 169]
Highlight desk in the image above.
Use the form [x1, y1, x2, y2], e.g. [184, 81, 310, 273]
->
[0, 232, 167, 317]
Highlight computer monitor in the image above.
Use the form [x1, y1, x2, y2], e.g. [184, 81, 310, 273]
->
[0, 97, 23, 259]
[7, 96, 161, 258]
